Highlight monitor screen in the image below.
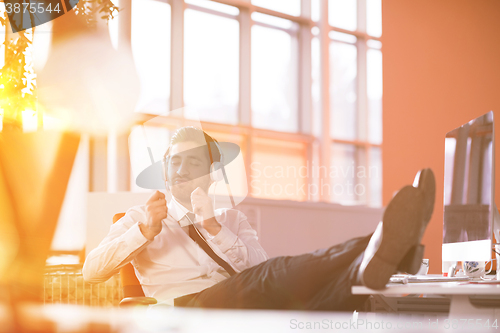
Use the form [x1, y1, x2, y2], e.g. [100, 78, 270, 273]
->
[442, 111, 494, 261]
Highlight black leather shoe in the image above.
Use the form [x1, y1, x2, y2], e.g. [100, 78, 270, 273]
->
[358, 168, 436, 289]
[398, 168, 436, 274]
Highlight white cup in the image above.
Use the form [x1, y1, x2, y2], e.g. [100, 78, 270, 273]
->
[463, 261, 492, 278]
[442, 261, 456, 276]
[416, 259, 429, 275]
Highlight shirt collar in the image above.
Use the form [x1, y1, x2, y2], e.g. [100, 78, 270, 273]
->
[168, 196, 194, 226]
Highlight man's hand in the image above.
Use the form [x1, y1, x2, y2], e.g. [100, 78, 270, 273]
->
[191, 187, 221, 235]
[191, 187, 214, 220]
[141, 191, 168, 240]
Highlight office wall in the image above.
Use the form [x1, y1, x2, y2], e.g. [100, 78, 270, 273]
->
[237, 197, 382, 258]
[383, 0, 500, 273]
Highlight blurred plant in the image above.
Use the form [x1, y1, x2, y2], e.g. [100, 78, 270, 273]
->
[74, 0, 119, 26]
[0, 13, 36, 130]
[0, 0, 119, 130]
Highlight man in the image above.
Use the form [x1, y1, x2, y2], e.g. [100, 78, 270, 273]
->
[83, 126, 435, 310]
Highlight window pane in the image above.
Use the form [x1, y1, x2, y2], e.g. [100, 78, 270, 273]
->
[328, 0, 357, 31]
[129, 125, 171, 192]
[22, 110, 37, 132]
[311, 0, 321, 22]
[369, 147, 382, 207]
[367, 0, 382, 37]
[52, 139, 88, 251]
[184, 10, 239, 124]
[367, 39, 382, 49]
[251, 138, 307, 201]
[367, 49, 382, 144]
[209, 132, 248, 198]
[330, 144, 367, 205]
[108, 0, 119, 49]
[330, 144, 356, 204]
[132, 0, 171, 114]
[356, 147, 368, 205]
[252, 25, 298, 132]
[251, 0, 301, 16]
[33, 21, 53, 71]
[311, 37, 321, 137]
[329, 42, 357, 140]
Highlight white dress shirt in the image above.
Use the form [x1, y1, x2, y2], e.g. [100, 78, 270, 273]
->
[82, 198, 269, 306]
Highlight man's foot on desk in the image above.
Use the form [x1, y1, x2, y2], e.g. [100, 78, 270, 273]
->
[358, 168, 436, 290]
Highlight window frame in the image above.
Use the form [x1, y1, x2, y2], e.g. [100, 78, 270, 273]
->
[115, 0, 382, 206]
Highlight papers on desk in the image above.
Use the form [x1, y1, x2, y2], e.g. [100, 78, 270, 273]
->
[466, 278, 500, 284]
[389, 274, 470, 284]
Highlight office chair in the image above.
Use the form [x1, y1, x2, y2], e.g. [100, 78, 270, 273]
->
[113, 213, 157, 307]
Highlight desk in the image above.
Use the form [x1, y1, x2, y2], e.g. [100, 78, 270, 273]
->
[352, 281, 500, 318]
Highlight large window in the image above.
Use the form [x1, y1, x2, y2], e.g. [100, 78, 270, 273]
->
[251, 16, 298, 133]
[184, 6, 240, 124]
[132, 0, 171, 115]
[121, 0, 382, 207]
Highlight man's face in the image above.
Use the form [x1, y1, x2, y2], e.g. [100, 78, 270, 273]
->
[166, 141, 212, 204]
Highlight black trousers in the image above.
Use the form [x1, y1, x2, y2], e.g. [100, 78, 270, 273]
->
[175, 234, 372, 311]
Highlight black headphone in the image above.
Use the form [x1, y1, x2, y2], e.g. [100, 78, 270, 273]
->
[161, 133, 225, 183]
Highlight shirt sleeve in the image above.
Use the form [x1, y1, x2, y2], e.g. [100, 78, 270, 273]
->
[208, 210, 269, 272]
[82, 206, 152, 283]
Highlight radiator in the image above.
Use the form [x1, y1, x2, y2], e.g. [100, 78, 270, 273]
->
[44, 264, 123, 307]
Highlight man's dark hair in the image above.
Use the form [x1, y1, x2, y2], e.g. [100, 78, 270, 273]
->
[167, 126, 221, 163]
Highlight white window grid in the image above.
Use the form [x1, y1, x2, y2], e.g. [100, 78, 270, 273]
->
[107, 0, 382, 206]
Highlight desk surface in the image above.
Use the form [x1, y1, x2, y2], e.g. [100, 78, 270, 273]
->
[353, 282, 500, 296]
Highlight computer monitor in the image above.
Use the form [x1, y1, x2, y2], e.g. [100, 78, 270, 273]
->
[442, 111, 495, 261]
